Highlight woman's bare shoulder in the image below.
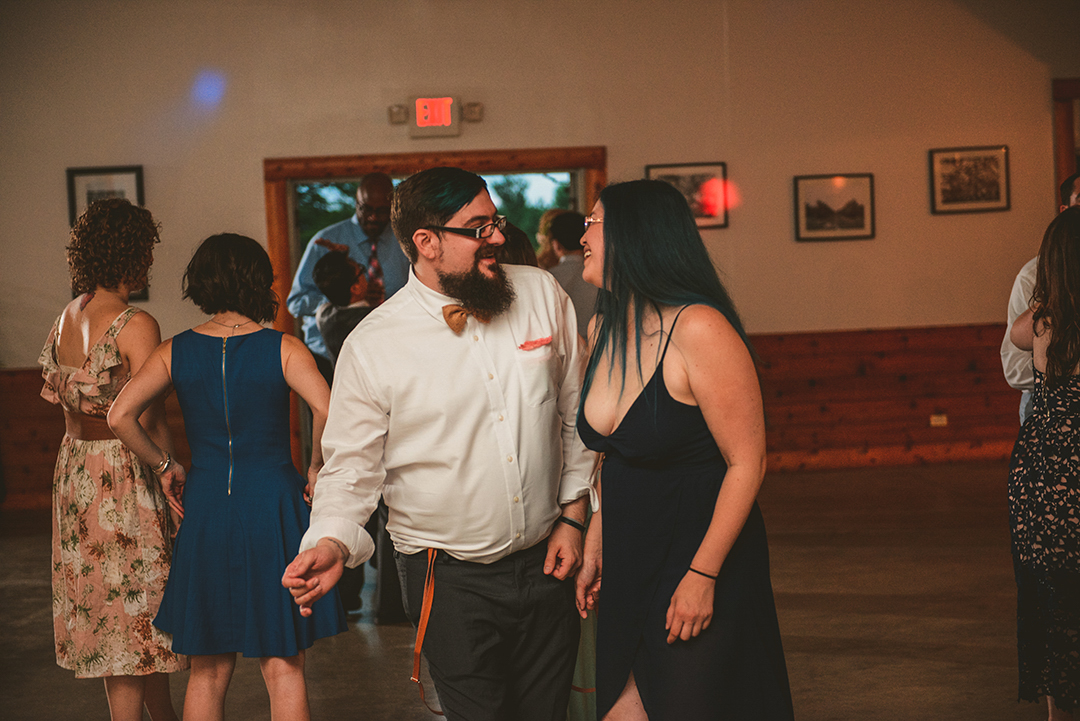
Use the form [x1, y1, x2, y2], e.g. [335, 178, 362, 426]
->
[671, 304, 742, 347]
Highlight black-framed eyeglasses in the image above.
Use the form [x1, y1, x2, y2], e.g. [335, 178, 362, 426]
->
[430, 215, 507, 240]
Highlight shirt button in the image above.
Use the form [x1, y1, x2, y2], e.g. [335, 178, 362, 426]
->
[507, 455, 513, 463]
[513, 496, 519, 503]
[516, 533, 521, 539]
[488, 373, 494, 380]
[498, 414, 504, 421]
[473, 335, 479, 341]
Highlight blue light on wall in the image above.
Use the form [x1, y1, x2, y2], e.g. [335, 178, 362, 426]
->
[191, 70, 226, 109]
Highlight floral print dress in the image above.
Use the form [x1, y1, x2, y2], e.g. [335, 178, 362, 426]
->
[39, 306, 186, 678]
[1008, 368, 1080, 711]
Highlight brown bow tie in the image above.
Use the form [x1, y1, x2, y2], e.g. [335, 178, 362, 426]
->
[442, 305, 491, 334]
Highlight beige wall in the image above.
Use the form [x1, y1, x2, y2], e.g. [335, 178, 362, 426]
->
[2, 0, 1078, 367]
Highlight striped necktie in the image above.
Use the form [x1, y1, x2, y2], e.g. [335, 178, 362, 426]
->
[366, 239, 385, 306]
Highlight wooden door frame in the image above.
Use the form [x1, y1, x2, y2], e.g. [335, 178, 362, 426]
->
[1053, 78, 1079, 194]
[261, 145, 607, 462]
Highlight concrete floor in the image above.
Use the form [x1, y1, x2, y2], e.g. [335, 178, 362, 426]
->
[0, 460, 1048, 720]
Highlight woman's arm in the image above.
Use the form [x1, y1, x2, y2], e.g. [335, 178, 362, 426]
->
[575, 313, 604, 617]
[575, 473, 602, 618]
[1011, 307, 1035, 351]
[117, 313, 178, 471]
[109, 339, 185, 515]
[664, 305, 767, 644]
[281, 334, 331, 499]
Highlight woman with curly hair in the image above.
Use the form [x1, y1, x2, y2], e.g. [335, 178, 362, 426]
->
[110, 233, 345, 720]
[38, 197, 186, 721]
[1009, 205, 1080, 721]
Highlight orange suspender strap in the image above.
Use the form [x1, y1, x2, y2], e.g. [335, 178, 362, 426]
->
[410, 548, 445, 716]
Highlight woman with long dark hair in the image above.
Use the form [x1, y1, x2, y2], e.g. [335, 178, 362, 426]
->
[110, 234, 345, 720]
[39, 198, 185, 721]
[573, 180, 793, 720]
[1008, 205, 1080, 721]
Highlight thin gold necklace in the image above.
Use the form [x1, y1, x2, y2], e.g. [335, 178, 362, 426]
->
[210, 317, 255, 335]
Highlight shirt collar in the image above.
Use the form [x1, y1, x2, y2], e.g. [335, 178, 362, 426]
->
[405, 266, 459, 324]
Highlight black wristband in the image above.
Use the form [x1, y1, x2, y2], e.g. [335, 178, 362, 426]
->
[688, 566, 718, 581]
[558, 516, 586, 533]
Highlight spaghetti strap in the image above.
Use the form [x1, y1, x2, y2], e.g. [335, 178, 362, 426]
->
[658, 305, 691, 363]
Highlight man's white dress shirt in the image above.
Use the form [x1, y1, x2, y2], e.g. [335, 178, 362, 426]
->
[1001, 256, 1037, 423]
[301, 264, 596, 566]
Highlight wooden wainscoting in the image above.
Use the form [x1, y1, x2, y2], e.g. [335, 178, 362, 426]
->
[754, 323, 1019, 471]
[0, 323, 1022, 508]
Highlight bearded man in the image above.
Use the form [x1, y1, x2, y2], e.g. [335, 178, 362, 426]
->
[283, 167, 595, 721]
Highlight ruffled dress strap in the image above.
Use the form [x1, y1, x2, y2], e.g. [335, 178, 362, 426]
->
[39, 314, 63, 404]
[40, 306, 142, 413]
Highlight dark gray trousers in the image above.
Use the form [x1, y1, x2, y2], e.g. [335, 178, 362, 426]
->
[396, 541, 579, 721]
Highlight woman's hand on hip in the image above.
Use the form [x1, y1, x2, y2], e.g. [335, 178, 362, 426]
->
[159, 465, 186, 519]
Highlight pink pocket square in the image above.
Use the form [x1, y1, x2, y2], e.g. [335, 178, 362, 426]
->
[518, 336, 552, 351]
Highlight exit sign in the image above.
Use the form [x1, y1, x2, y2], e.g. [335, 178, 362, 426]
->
[409, 96, 460, 138]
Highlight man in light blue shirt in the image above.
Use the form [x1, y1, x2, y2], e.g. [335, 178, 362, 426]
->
[287, 173, 409, 362]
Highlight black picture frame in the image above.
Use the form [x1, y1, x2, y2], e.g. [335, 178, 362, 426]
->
[645, 162, 729, 228]
[66, 165, 148, 300]
[66, 165, 145, 226]
[793, 173, 875, 241]
[928, 146, 1010, 214]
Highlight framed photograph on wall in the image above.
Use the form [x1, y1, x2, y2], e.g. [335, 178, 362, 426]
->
[928, 146, 1009, 214]
[66, 165, 144, 226]
[645, 162, 728, 228]
[793, 173, 875, 241]
[66, 165, 148, 300]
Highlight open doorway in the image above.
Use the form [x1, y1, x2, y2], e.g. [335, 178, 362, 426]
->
[262, 146, 607, 463]
[293, 171, 574, 265]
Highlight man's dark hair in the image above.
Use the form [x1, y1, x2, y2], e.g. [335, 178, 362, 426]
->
[182, 233, 278, 323]
[391, 167, 487, 263]
[548, 211, 586, 252]
[1061, 171, 1080, 207]
[313, 251, 362, 307]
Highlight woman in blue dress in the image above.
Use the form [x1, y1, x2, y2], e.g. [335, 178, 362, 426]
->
[573, 180, 793, 720]
[110, 233, 345, 720]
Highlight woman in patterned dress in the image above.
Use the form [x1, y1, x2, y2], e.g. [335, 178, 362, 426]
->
[1009, 206, 1080, 721]
[39, 198, 186, 721]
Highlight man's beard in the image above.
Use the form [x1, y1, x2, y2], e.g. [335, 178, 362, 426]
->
[437, 259, 515, 322]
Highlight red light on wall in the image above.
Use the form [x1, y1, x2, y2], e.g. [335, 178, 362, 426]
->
[416, 97, 453, 128]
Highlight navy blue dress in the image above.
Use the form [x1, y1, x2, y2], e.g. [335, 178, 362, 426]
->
[578, 310, 793, 720]
[154, 329, 345, 657]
